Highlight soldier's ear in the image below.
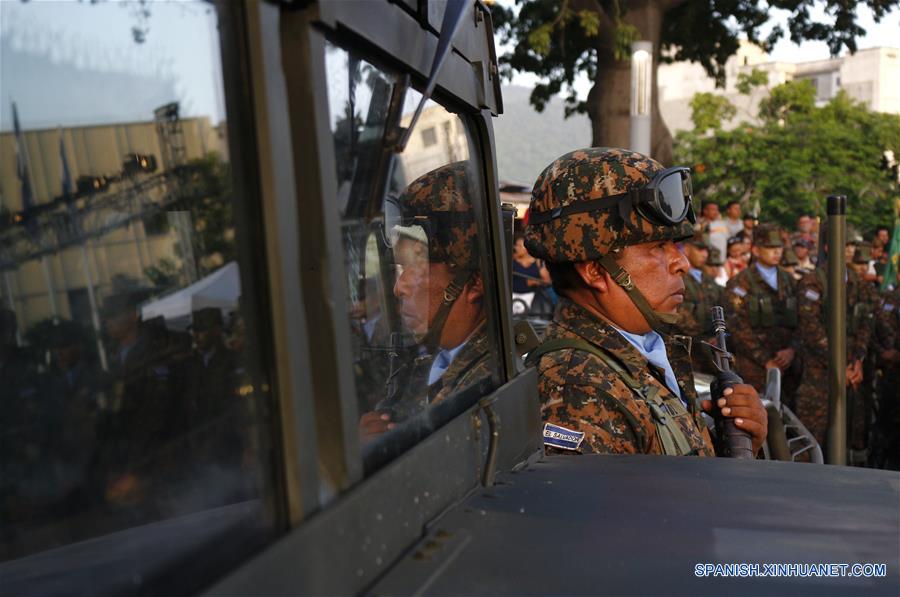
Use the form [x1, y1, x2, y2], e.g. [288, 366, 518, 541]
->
[464, 272, 484, 304]
[573, 261, 610, 294]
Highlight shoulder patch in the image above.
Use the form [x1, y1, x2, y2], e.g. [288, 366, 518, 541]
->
[804, 289, 821, 302]
[883, 302, 895, 312]
[542, 422, 585, 451]
[731, 286, 747, 298]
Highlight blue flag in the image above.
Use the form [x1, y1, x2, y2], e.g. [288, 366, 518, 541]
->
[12, 102, 35, 212]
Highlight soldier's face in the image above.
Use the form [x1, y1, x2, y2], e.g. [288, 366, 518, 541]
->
[683, 244, 708, 269]
[595, 240, 688, 333]
[793, 244, 808, 259]
[753, 245, 782, 266]
[393, 238, 444, 338]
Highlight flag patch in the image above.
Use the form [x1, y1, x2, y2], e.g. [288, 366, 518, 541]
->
[543, 423, 585, 451]
[883, 302, 895, 312]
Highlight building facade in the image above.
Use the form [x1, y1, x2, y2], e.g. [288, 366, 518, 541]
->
[659, 43, 900, 133]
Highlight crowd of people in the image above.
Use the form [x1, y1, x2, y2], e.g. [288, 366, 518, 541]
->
[682, 201, 899, 467]
[1, 296, 259, 557]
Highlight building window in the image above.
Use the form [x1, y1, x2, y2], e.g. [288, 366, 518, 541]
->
[421, 126, 437, 147]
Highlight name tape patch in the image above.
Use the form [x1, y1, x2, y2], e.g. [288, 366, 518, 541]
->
[731, 286, 747, 298]
[883, 302, 895, 312]
[804, 289, 821, 302]
[543, 422, 585, 451]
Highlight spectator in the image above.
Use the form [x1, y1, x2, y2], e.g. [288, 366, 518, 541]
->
[875, 225, 891, 248]
[872, 238, 888, 285]
[735, 213, 756, 244]
[725, 236, 748, 279]
[795, 213, 818, 247]
[724, 201, 743, 237]
[792, 238, 815, 274]
[700, 201, 730, 260]
[512, 233, 550, 293]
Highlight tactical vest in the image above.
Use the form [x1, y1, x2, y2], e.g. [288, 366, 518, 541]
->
[526, 338, 701, 456]
[745, 268, 798, 328]
[814, 269, 870, 335]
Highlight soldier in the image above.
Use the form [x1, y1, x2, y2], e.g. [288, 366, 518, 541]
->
[794, 241, 876, 449]
[875, 269, 900, 468]
[781, 245, 801, 280]
[523, 148, 766, 456]
[703, 246, 728, 287]
[724, 224, 800, 398]
[678, 233, 722, 373]
[97, 290, 190, 506]
[359, 162, 492, 439]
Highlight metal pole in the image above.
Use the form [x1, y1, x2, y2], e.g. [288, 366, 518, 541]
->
[826, 195, 847, 465]
[80, 243, 108, 371]
[629, 40, 653, 156]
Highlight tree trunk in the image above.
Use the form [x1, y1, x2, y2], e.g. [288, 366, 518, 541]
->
[587, 0, 680, 165]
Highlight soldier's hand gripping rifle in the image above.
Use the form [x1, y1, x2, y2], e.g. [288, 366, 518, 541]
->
[704, 306, 755, 459]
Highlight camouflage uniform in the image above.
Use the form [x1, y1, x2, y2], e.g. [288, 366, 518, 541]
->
[536, 297, 714, 455]
[794, 266, 876, 447]
[874, 286, 900, 464]
[723, 226, 800, 394]
[677, 237, 723, 374]
[430, 322, 492, 405]
[524, 148, 714, 456]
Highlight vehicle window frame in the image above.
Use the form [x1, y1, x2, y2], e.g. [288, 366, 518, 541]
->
[208, 1, 540, 593]
[317, 32, 512, 475]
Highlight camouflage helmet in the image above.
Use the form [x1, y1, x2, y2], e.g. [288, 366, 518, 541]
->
[686, 230, 710, 249]
[706, 247, 725, 266]
[781, 247, 799, 266]
[394, 161, 479, 270]
[753, 223, 783, 248]
[524, 148, 694, 263]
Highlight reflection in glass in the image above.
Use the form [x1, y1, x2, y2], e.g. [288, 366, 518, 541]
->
[324, 43, 495, 470]
[0, 2, 277, 594]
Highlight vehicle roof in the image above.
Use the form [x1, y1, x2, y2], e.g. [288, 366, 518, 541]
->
[372, 454, 900, 595]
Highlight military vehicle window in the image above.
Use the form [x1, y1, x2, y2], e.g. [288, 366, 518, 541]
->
[325, 42, 498, 468]
[0, 2, 280, 594]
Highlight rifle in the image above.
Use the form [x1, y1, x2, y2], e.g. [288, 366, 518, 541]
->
[705, 306, 755, 459]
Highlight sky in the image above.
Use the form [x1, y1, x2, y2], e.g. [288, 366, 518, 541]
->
[0, 0, 223, 130]
[1, 0, 897, 129]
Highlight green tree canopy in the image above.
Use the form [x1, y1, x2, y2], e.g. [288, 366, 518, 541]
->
[675, 84, 900, 232]
[492, 0, 899, 163]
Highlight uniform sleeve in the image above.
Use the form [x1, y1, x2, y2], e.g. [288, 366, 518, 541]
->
[850, 284, 877, 362]
[723, 279, 772, 369]
[797, 274, 828, 363]
[537, 351, 651, 455]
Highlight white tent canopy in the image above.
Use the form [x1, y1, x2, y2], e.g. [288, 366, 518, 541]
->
[141, 261, 240, 329]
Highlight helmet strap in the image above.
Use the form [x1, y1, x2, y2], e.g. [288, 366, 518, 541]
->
[597, 254, 680, 335]
[422, 269, 474, 354]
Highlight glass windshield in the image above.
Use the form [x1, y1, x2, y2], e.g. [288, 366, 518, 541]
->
[324, 42, 498, 472]
[0, 2, 280, 594]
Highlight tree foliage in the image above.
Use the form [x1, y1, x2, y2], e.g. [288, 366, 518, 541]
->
[675, 85, 900, 233]
[492, 0, 900, 117]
